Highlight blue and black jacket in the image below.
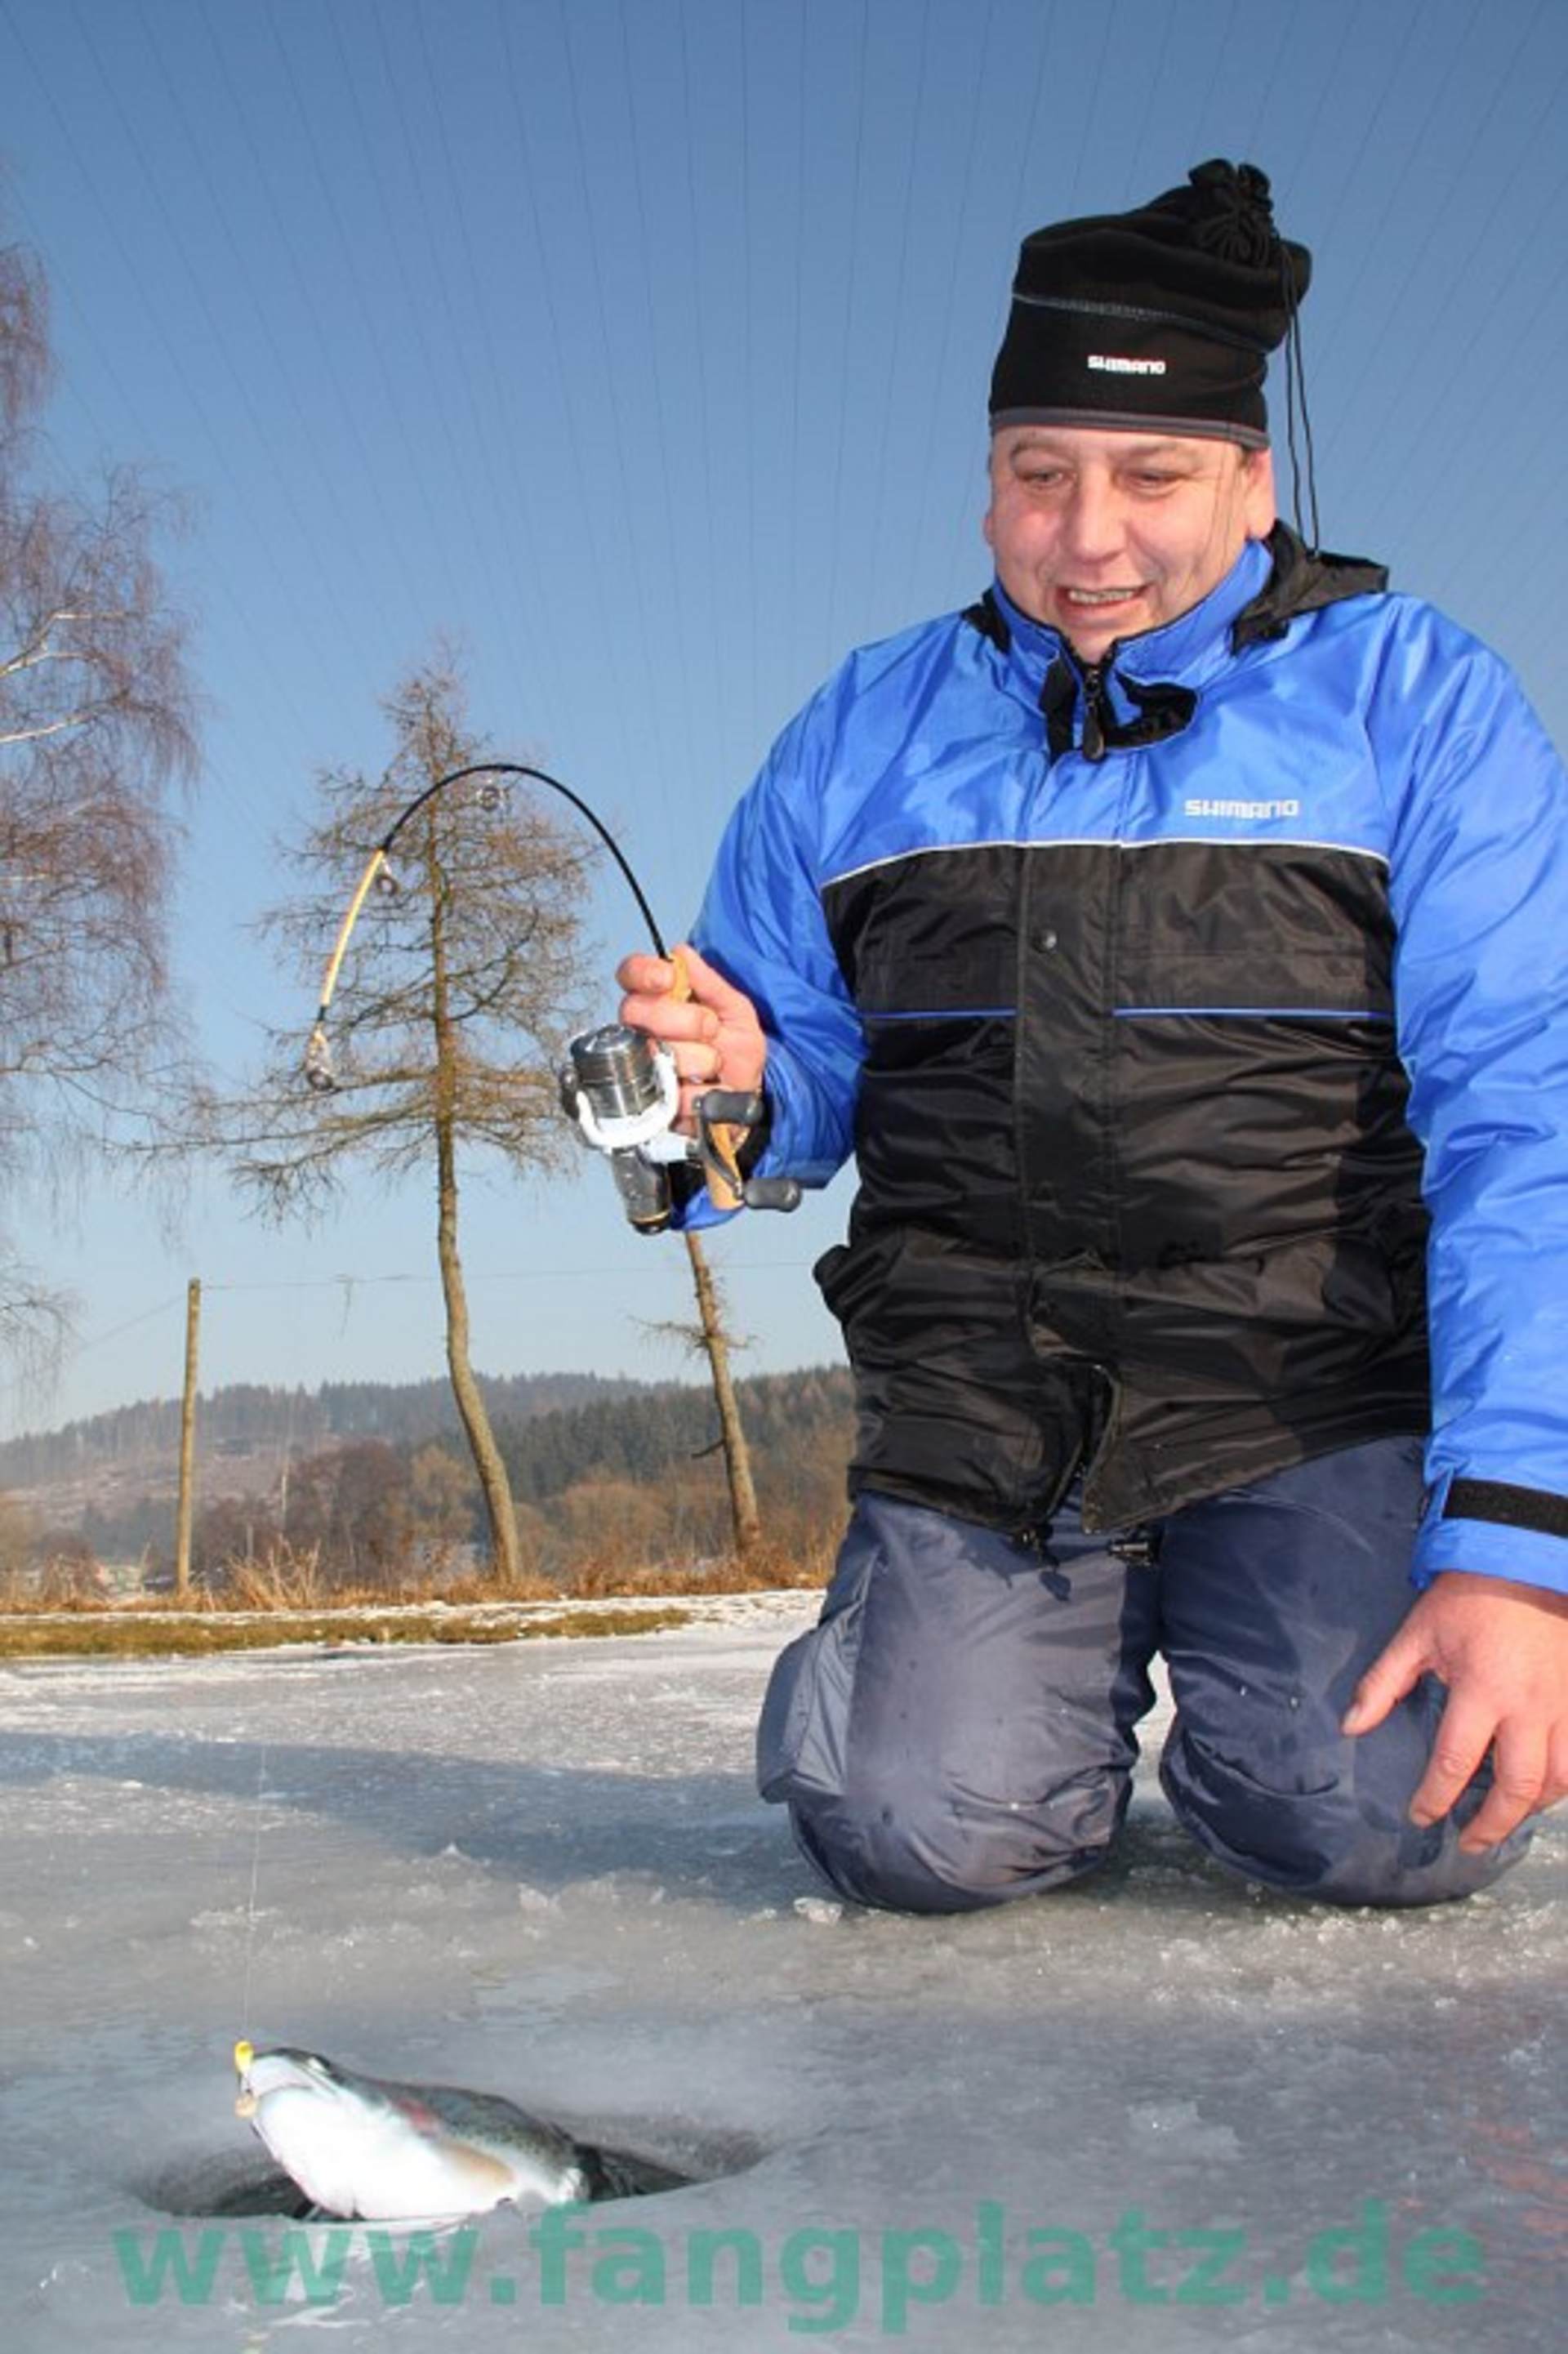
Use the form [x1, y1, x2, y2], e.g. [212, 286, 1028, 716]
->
[692, 528, 1568, 1594]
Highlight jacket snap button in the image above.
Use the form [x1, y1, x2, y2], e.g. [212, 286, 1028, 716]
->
[1033, 927, 1059, 951]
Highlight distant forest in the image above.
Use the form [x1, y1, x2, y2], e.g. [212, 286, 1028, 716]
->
[3, 1365, 858, 1585]
[0, 1368, 644, 1489]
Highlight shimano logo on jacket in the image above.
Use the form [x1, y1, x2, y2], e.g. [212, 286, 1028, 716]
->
[1184, 796, 1302, 819]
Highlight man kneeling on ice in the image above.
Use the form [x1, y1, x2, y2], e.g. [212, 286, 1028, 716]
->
[618, 160, 1568, 1912]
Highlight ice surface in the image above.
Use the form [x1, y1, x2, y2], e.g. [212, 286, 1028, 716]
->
[0, 1594, 1561, 2349]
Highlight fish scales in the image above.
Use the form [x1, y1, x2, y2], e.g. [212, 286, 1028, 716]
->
[234, 2043, 686, 2222]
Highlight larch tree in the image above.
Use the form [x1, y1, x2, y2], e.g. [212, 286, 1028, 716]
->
[648, 1232, 763, 1564]
[216, 656, 595, 1583]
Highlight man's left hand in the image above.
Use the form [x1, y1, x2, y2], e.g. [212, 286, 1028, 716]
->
[1342, 1573, 1568, 1852]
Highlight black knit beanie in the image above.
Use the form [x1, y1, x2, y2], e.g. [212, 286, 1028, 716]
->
[989, 160, 1311, 448]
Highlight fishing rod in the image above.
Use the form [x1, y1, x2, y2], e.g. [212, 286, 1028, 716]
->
[305, 760, 798, 1229]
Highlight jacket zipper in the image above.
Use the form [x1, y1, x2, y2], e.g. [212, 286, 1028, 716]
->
[1081, 666, 1107, 762]
[1071, 638, 1124, 765]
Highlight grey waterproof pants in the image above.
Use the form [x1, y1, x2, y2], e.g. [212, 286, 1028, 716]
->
[756, 1438, 1531, 1911]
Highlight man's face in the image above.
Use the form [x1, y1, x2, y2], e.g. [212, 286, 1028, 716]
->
[983, 425, 1276, 662]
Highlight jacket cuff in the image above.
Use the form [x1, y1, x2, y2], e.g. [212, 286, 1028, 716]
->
[1411, 1474, 1568, 1596]
[749, 1048, 844, 1188]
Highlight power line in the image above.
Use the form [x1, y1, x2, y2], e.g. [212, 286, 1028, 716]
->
[147, 2, 427, 644]
[258, 0, 474, 651]
[65, 0, 387, 689]
[1185, 0, 1245, 166]
[1062, 0, 1120, 221]
[555, 0, 675, 808]
[909, 0, 999, 594]
[207, 1252, 818, 1292]
[0, 1249, 824, 1413]
[1311, 0, 1545, 399]
[412, 0, 572, 748]
[1283, 0, 1427, 328]
[0, 6, 338, 769]
[495, 0, 644, 796]
[864, 0, 936, 600]
[619, 0, 703, 803]
[0, 179, 285, 871]
[823, 0, 872, 668]
[363, 2, 524, 677]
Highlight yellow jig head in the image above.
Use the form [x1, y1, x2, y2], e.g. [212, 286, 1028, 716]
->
[234, 2038, 258, 2119]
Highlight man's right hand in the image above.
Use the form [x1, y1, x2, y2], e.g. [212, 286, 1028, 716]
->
[616, 942, 767, 1136]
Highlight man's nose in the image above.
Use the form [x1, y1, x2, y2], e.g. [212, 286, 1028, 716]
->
[1060, 476, 1125, 565]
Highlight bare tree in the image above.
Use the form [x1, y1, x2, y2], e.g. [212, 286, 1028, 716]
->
[679, 1233, 761, 1561]
[644, 1232, 763, 1564]
[0, 227, 198, 1348]
[209, 655, 595, 1582]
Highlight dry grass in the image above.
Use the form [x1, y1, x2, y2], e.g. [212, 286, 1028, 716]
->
[0, 1557, 118, 1612]
[566, 1536, 834, 1599]
[207, 1541, 559, 1612]
[423, 1562, 569, 1607]
[0, 1530, 833, 1639]
[0, 1603, 696, 1661]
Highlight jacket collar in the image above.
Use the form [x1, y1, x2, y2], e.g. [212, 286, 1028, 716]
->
[979, 535, 1276, 707]
[1230, 526, 1389, 646]
[964, 528, 1389, 759]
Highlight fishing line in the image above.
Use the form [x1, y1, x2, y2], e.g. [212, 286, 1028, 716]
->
[238, 1732, 270, 2046]
[237, 760, 676, 2044]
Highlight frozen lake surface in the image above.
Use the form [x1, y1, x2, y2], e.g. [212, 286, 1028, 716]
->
[1, 1594, 1561, 2348]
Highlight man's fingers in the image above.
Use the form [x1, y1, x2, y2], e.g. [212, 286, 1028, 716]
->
[613, 942, 766, 1099]
[614, 951, 677, 996]
[1341, 1621, 1428, 1737]
[614, 945, 755, 1045]
[1548, 1727, 1568, 1815]
[1407, 1689, 1496, 1830]
[617, 996, 720, 1048]
[1456, 1721, 1549, 1853]
[615, 945, 737, 1013]
[668, 941, 758, 1025]
[616, 956, 721, 1047]
[671, 1041, 723, 1086]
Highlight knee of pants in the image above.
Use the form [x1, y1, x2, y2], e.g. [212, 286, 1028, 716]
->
[755, 1489, 1152, 1915]
[1160, 1723, 1532, 1909]
[786, 1763, 1129, 1915]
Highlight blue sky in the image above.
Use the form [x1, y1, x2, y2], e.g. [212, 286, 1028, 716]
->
[1, 0, 1566, 1434]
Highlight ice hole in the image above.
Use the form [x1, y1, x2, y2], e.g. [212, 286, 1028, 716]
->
[136, 2121, 768, 2221]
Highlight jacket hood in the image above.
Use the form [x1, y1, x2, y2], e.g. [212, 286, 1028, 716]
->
[1230, 524, 1389, 648]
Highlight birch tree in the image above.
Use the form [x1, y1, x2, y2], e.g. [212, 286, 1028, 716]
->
[0, 228, 197, 1349]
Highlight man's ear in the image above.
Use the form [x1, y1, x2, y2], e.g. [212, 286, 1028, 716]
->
[982, 503, 996, 551]
[1243, 444, 1277, 538]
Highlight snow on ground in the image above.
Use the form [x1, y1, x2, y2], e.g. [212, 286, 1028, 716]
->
[1, 1594, 1561, 2350]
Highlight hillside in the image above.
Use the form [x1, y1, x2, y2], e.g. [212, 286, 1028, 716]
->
[0, 1370, 650, 1528]
[2, 1365, 858, 1582]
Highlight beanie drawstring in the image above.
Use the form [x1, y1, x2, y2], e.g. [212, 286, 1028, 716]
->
[1279, 252, 1321, 555]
